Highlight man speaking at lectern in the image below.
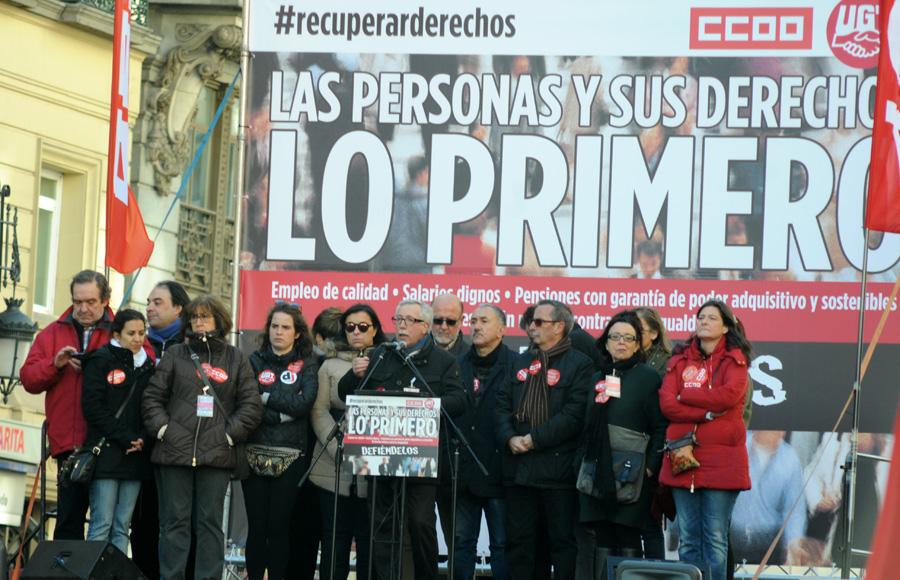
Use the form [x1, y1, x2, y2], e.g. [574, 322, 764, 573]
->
[339, 299, 466, 580]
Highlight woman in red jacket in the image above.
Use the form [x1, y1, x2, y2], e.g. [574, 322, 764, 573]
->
[659, 300, 753, 580]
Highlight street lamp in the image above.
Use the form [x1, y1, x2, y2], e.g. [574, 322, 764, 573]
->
[0, 185, 38, 404]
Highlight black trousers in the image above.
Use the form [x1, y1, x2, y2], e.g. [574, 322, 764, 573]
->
[505, 486, 578, 580]
[369, 479, 438, 580]
[54, 453, 90, 540]
[243, 458, 307, 580]
[318, 488, 370, 580]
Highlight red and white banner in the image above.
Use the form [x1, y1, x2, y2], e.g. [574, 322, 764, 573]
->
[866, 0, 900, 233]
[105, 0, 153, 274]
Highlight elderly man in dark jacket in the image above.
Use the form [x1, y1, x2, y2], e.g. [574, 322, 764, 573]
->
[495, 300, 592, 580]
[339, 299, 466, 580]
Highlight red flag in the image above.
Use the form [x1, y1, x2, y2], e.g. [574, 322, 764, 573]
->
[865, 395, 900, 579]
[104, 0, 153, 274]
[865, 0, 900, 233]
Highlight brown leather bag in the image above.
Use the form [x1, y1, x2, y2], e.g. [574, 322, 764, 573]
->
[665, 425, 700, 475]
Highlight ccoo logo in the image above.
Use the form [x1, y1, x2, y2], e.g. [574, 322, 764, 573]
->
[827, 0, 881, 69]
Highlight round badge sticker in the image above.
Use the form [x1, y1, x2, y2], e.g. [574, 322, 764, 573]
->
[281, 370, 298, 385]
[199, 363, 229, 383]
[594, 380, 609, 404]
[682, 366, 699, 382]
[695, 367, 708, 383]
[547, 369, 560, 386]
[288, 360, 304, 373]
[529, 360, 542, 375]
[517, 369, 528, 381]
[258, 370, 276, 385]
[473, 377, 481, 393]
[107, 369, 126, 385]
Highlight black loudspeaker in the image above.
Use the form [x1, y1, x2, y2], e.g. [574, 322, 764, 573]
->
[22, 541, 146, 580]
[607, 557, 709, 580]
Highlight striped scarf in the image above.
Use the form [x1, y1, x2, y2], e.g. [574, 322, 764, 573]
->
[516, 336, 571, 427]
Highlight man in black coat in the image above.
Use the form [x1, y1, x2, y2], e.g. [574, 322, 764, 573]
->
[450, 304, 515, 580]
[339, 299, 466, 580]
[495, 300, 592, 580]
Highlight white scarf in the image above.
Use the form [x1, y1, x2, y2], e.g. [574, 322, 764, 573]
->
[111, 338, 148, 368]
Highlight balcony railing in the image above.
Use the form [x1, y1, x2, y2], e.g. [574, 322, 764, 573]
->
[80, 0, 148, 26]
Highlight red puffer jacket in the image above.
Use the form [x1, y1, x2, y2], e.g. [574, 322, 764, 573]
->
[659, 337, 750, 491]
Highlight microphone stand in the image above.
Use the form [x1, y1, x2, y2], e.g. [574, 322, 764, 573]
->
[297, 344, 391, 580]
[390, 346, 488, 580]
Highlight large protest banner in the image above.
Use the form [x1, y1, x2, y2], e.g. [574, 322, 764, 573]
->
[241, 0, 897, 566]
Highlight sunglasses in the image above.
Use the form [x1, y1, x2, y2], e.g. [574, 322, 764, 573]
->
[433, 317, 459, 327]
[530, 318, 558, 327]
[275, 300, 302, 312]
[345, 322, 372, 333]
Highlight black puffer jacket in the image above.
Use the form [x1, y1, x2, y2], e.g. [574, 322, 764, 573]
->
[248, 346, 319, 450]
[142, 335, 263, 469]
[495, 346, 593, 489]
[82, 343, 155, 480]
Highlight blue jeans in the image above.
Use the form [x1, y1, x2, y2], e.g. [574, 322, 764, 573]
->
[87, 478, 142, 554]
[672, 488, 739, 580]
[453, 493, 508, 580]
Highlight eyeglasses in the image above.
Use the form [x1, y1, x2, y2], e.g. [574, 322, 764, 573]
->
[345, 322, 372, 333]
[530, 318, 558, 327]
[275, 300, 302, 312]
[433, 318, 459, 327]
[190, 314, 213, 322]
[608, 333, 638, 343]
[391, 316, 425, 327]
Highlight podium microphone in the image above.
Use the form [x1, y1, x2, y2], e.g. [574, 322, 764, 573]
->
[383, 341, 408, 350]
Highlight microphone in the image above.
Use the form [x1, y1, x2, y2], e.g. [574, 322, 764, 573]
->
[382, 341, 408, 350]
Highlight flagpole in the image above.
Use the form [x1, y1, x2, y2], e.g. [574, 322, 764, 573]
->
[842, 228, 870, 578]
[229, 0, 251, 346]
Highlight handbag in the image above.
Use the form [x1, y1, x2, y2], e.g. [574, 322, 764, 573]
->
[577, 425, 650, 504]
[665, 425, 700, 476]
[245, 444, 301, 477]
[188, 347, 250, 481]
[59, 381, 137, 488]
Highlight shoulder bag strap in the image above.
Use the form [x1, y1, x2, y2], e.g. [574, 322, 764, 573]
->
[92, 377, 138, 455]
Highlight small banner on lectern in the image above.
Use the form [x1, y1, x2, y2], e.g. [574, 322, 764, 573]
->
[344, 394, 442, 478]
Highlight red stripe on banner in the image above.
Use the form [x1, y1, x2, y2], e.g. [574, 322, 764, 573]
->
[865, 0, 900, 233]
[104, 0, 154, 274]
[238, 270, 900, 344]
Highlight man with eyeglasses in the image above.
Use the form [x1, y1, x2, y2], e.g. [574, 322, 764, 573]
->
[431, 293, 469, 356]
[339, 299, 466, 580]
[495, 299, 593, 580]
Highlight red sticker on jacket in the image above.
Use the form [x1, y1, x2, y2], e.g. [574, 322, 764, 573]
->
[197, 363, 229, 383]
[473, 377, 481, 393]
[258, 370, 276, 385]
[288, 360, 304, 373]
[682, 366, 699, 381]
[107, 369, 126, 385]
[529, 360, 542, 375]
[594, 380, 609, 403]
[695, 367, 708, 383]
[517, 369, 528, 381]
[547, 369, 560, 386]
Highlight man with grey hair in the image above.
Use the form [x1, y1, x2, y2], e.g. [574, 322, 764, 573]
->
[431, 293, 469, 356]
[339, 299, 467, 580]
[495, 299, 593, 580]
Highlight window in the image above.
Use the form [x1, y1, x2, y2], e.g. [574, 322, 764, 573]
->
[34, 169, 62, 313]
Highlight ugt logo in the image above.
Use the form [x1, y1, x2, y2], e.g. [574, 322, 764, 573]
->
[827, 0, 881, 68]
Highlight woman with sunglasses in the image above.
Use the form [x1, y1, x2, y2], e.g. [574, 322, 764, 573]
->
[311, 303, 387, 580]
[578, 310, 667, 576]
[142, 295, 262, 580]
[243, 302, 319, 580]
[659, 300, 753, 580]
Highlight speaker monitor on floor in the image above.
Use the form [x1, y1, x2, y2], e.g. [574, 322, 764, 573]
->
[607, 557, 709, 580]
[21, 541, 146, 580]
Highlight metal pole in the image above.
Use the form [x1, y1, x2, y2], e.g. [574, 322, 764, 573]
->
[842, 228, 870, 579]
[229, 0, 252, 347]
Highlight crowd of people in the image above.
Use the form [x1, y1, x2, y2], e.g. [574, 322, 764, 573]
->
[21, 269, 760, 580]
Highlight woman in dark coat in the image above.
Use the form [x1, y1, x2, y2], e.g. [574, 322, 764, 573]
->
[578, 310, 667, 575]
[82, 309, 155, 553]
[244, 302, 319, 580]
[142, 295, 262, 580]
